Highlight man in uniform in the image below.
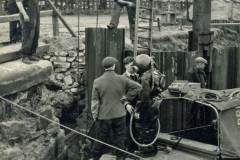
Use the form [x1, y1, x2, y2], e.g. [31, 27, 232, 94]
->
[91, 57, 142, 160]
[188, 56, 208, 88]
[19, 0, 40, 64]
[107, 0, 136, 41]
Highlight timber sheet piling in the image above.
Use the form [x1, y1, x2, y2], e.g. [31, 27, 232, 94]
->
[85, 28, 125, 109]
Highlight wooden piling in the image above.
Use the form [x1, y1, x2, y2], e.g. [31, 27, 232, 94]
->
[85, 28, 125, 108]
[52, 11, 59, 37]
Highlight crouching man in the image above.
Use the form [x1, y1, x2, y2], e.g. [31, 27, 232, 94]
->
[91, 57, 142, 160]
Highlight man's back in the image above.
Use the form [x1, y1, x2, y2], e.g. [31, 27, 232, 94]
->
[93, 71, 141, 120]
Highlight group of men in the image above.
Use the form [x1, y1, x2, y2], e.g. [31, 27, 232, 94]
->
[90, 54, 208, 159]
[5, 0, 40, 64]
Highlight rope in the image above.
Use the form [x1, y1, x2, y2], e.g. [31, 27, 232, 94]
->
[0, 96, 144, 160]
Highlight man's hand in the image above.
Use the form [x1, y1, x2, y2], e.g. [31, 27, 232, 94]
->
[126, 104, 134, 114]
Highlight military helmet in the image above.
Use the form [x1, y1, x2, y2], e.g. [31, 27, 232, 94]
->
[134, 54, 152, 72]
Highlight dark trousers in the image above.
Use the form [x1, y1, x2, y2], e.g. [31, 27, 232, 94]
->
[21, 0, 40, 56]
[7, 1, 22, 42]
[109, 1, 136, 40]
[92, 116, 126, 160]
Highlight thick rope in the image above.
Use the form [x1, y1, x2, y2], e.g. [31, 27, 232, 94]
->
[0, 96, 144, 160]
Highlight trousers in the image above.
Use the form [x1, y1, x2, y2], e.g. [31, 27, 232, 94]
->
[92, 116, 126, 160]
[109, 1, 136, 40]
[7, 1, 22, 42]
[20, 0, 40, 56]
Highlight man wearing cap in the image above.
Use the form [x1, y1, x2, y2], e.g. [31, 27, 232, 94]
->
[188, 56, 208, 88]
[107, 0, 136, 41]
[91, 57, 142, 160]
[122, 56, 140, 152]
[123, 56, 139, 82]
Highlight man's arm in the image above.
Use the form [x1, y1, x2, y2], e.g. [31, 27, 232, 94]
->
[124, 76, 142, 102]
[16, 0, 30, 22]
[91, 81, 100, 121]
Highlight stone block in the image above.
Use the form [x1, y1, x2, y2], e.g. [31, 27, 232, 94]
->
[54, 68, 68, 73]
[53, 62, 71, 69]
[0, 60, 53, 96]
[68, 50, 77, 57]
[58, 51, 68, 57]
[0, 121, 27, 141]
[55, 73, 64, 80]
[43, 55, 51, 60]
[67, 56, 76, 62]
[53, 57, 67, 63]
[64, 75, 73, 86]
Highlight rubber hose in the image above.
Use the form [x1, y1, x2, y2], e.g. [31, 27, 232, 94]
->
[129, 113, 160, 147]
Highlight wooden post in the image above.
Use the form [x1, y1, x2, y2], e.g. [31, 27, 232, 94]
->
[85, 28, 125, 109]
[189, 0, 211, 53]
[52, 11, 59, 37]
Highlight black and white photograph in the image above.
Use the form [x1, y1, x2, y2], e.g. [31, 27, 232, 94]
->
[0, 0, 240, 159]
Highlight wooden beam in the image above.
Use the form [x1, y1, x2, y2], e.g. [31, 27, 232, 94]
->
[0, 10, 53, 23]
[45, 0, 77, 37]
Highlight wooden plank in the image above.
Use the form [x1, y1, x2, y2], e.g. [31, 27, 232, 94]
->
[0, 10, 53, 23]
[211, 48, 228, 90]
[236, 47, 240, 87]
[0, 42, 50, 64]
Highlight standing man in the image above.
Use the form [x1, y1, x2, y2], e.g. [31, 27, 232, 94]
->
[108, 0, 136, 41]
[18, 0, 40, 64]
[188, 57, 208, 88]
[123, 56, 139, 153]
[6, 0, 22, 43]
[91, 57, 142, 160]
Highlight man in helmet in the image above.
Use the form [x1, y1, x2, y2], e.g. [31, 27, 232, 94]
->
[91, 57, 142, 160]
[107, 0, 136, 41]
[188, 56, 208, 88]
[131, 54, 165, 155]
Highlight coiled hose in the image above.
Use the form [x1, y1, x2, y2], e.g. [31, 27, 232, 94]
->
[129, 112, 160, 147]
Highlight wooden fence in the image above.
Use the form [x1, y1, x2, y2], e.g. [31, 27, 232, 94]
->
[0, 0, 188, 15]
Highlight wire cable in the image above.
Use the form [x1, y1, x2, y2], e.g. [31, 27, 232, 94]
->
[0, 96, 144, 160]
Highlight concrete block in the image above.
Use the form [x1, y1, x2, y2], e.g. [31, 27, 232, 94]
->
[0, 60, 53, 96]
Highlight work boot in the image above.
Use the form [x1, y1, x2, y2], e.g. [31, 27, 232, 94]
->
[29, 55, 40, 61]
[107, 23, 117, 29]
[22, 57, 33, 64]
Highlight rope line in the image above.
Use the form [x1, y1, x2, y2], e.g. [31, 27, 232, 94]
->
[0, 96, 144, 160]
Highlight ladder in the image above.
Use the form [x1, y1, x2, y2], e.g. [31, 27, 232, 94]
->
[133, 0, 155, 57]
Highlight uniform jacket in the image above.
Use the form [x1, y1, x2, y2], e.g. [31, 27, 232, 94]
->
[91, 71, 142, 120]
